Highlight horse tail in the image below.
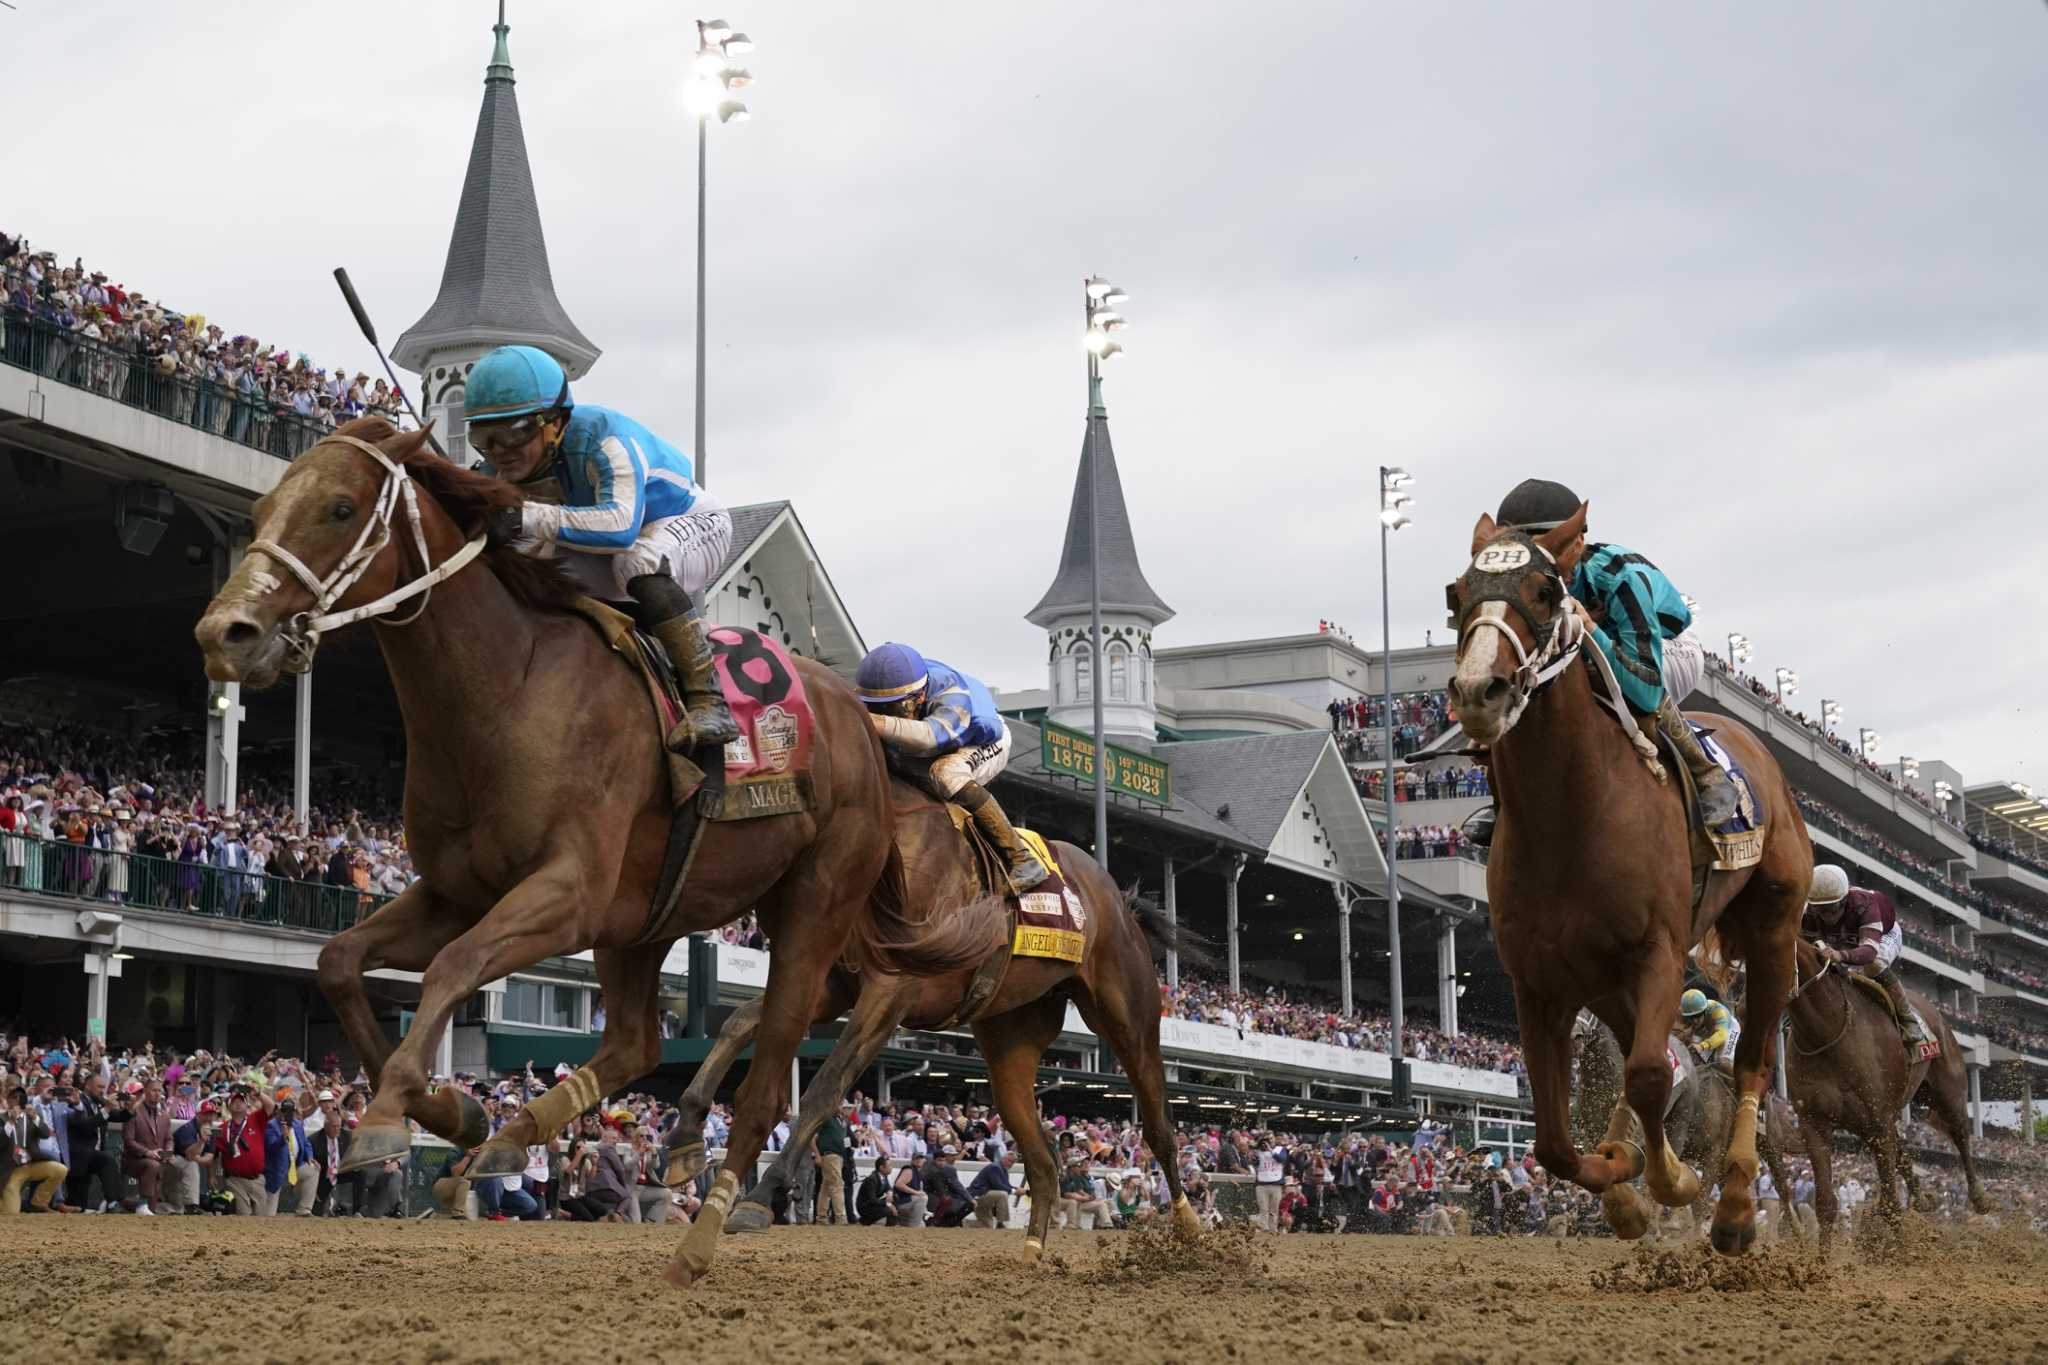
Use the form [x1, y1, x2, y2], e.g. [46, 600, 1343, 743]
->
[1127, 886, 1218, 969]
[1694, 925, 1737, 997]
[853, 841, 1008, 977]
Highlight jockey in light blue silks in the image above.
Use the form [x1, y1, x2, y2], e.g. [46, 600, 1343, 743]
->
[1463, 477, 1736, 847]
[855, 642, 1048, 891]
[465, 345, 736, 749]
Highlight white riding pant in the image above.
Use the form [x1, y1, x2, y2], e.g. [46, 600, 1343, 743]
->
[928, 726, 1014, 799]
[1872, 921, 1902, 970]
[1661, 629, 1705, 705]
[1714, 1018, 1741, 1068]
[554, 492, 733, 602]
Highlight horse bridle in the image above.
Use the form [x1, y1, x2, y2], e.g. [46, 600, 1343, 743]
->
[1449, 531, 1587, 737]
[246, 433, 488, 674]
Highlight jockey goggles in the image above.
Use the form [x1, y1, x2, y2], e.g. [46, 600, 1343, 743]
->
[467, 412, 551, 456]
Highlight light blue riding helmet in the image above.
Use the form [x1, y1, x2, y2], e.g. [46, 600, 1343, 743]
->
[855, 642, 929, 707]
[1679, 988, 1710, 1017]
[465, 345, 573, 424]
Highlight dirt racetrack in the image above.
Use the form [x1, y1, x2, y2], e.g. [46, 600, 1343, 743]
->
[7, 1216, 2045, 1364]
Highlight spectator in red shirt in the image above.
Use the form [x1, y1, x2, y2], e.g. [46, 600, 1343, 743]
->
[213, 1087, 274, 1214]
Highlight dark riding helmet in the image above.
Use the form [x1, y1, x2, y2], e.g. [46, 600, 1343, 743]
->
[1495, 478, 1582, 533]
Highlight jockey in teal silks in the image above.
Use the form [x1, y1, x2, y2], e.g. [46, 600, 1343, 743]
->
[465, 345, 737, 750]
[855, 642, 1048, 892]
[1463, 478, 1736, 847]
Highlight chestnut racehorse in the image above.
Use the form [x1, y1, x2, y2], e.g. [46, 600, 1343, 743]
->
[193, 419, 985, 1287]
[656, 780, 1205, 1250]
[1447, 503, 1811, 1255]
[1783, 936, 1990, 1240]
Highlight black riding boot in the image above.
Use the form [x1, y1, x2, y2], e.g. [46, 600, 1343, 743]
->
[627, 570, 739, 751]
[956, 781, 1048, 892]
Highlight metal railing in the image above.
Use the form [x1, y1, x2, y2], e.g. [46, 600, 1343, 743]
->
[0, 305, 396, 461]
[1, 834, 393, 934]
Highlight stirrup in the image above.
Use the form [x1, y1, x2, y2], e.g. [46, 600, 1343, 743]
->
[683, 697, 740, 749]
[1008, 855, 1050, 893]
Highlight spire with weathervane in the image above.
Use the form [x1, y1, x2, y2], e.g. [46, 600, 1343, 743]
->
[392, 2, 599, 453]
[1027, 373, 1174, 740]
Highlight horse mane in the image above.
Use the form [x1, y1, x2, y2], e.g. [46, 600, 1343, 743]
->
[329, 417, 584, 615]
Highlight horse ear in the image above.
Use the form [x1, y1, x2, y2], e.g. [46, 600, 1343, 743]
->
[1536, 501, 1588, 558]
[389, 426, 436, 462]
[1469, 513, 1498, 556]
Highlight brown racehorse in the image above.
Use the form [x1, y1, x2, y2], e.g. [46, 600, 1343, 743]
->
[1572, 1010, 1804, 1239]
[192, 419, 985, 1287]
[1447, 503, 1811, 1255]
[654, 781, 1206, 1251]
[1783, 936, 1990, 1240]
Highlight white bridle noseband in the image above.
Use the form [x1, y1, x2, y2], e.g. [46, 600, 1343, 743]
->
[246, 433, 487, 672]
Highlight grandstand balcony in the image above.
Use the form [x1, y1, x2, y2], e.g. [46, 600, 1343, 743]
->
[3, 311, 297, 512]
[1398, 852, 1490, 904]
[1971, 849, 2048, 911]
[1692, 659, 1971, 864]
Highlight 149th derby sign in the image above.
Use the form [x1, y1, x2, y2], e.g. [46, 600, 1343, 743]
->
[1040, 719, 1171, 806]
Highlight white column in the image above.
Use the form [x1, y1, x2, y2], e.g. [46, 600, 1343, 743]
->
[84, 948, 112, 1043]
[1775, 1020, 1790, 1099]
[2026, 1068, 2035, 1147]
[1163, 857, 1179, 992]
[293, 671, 313, 825]
[791, 1056, 803, 1116]
[434, 1021, 454, 1082]
[1334, 883, 1354, 1016]
[1225, 855, 1244, 995]
[204, 534, 245, 814]
[1437, 918, 1459, 1036]
[1969, 1063, 1984, 1139]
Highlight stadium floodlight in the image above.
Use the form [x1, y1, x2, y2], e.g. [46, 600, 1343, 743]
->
[1681, 593, 1699, 617]
[1821, 698, 1842, 731]
[1934, 779, 1955, 805]
[685, 17, 758, 489]
[1859, 728, 1882, 760]
[1377, 462, 1414, 1109]
[1079, 275, 1132, 885]
[1774, 667, 1798, 702]
[1900, 755, 1920, 781]
[1726, 632, 1752, 666]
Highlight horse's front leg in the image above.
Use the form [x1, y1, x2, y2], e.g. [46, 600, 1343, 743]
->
[345, 862, 601, 1173]
[1518, 987, 1633, 1193]
[469, 945, 665, 1178]
[315, 880, 467, 1083]
[1623, 942, 1701, 1212]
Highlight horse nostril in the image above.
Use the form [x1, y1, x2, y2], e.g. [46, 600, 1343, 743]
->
[223, 621, 262, 648]
[1483, 679, 1510, 706]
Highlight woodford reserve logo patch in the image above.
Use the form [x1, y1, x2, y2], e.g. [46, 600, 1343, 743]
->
[753, 704, 800, 772]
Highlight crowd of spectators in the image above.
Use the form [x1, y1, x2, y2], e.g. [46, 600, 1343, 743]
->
[1968, 826, 2048, 884]
[1329, 689, 1455, 763]
[1797, 788, 2048, 939]
[1161, 966, 1524, 1074]
[1391, 824, 1481, 862]
[1356, 765, 1489, 803]
[1705, 655, 1958, 827]
[1, 229, 407, 462]
[0, 722, 412, 928]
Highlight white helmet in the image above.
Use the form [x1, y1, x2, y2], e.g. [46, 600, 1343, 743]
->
[1808, 864, 1850, 905]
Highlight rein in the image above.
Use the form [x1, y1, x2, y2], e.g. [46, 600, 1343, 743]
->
[247, 434, 488, 673]
[1787, 949, 1851, 1057]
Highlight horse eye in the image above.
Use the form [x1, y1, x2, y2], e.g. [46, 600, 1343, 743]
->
[331, 500, 356, 522]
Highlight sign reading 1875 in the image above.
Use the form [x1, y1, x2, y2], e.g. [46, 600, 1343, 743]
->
[1039, 719, 1171, 807]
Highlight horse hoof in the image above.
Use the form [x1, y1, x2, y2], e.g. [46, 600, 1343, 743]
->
[466, 1141, 526, 1179]
[430, 1176, 464, 1211]
[662, 1261, 700, 1292]
[1594, 1140, 1644, 1182]
[664, 1141, 706, 1188]
[725, 1201, 774, 1235]
[449, 1090, 490, 1150]
[1709, 1219, 1757, 1257]
[1602, 1187, 1648, 1241]
[336, 1124, 409, 1173]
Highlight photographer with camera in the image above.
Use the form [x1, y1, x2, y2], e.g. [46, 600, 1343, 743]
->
[3, 1083, 68, 1213]
[213, 1084, 273, 1214]
[167, 1099, 219, 1214]
[263, 1088, 317, 1215]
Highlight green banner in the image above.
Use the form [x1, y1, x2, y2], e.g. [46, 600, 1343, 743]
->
[1040, 719, 1171, 806]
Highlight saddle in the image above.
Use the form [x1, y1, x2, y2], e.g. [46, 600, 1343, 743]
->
[927, 798, 1087, 1029]
[565, 598, 818, 946]
[1655, 720, 1764, 916]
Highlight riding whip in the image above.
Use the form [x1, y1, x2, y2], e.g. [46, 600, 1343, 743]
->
[332, 267, 448, 460]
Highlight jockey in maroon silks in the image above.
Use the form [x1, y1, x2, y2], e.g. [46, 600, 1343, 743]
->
[1801, 864, 1928, 1053]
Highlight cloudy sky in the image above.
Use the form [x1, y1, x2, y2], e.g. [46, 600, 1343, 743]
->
[9, 2, 2045, 785]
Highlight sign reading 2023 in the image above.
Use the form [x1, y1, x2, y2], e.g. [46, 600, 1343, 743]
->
[1039, 719, 1171, 807]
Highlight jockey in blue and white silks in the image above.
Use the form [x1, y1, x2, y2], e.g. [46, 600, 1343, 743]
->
[1462, 478, 1735, 845]
[855, 642, 1048, 891]
[466, 345, 737, 749]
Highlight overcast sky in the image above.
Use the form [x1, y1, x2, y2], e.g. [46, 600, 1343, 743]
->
[8, 2, 2045, 786]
